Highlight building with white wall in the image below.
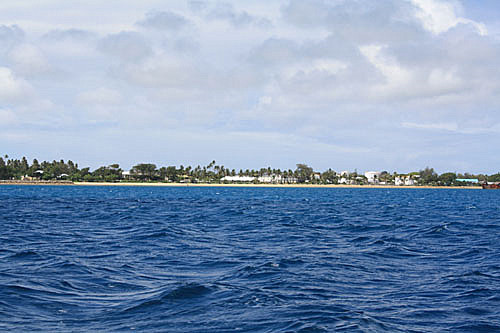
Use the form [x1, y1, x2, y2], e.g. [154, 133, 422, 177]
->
[395, 175, 417, 186]
[364, 171, 382, 184]
[221, 176, 256, 182]
[258, 174, 283, 183]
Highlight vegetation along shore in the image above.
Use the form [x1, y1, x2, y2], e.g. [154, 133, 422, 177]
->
[1, 155, 498, 187]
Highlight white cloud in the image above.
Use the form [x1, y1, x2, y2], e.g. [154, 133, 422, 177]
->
[119, 54, 202, 89]
[258, 96, 272, 106]
[0, 108, 16, 125]
[202, 2, 273, 28]
[98, 31, 152, 61]
[0, 24, 24, 51]
[402, 121, 458, 131]
[359, 44, 466, 100]
[0, 67, 33, 102]
[188, 1, 208, 13]
[77, 87, 122, 106]
[43, 28, 95, 41]
[401, 121, 500, 135]
[410, 0, 487, 35]
[136, 11, 189, 31]
[360, 44, 413, 92]
[1, 0, 500, 172]
[427, 68, 463, 93]
[8, 43, 50, 76]
[282, 58, 348, 79]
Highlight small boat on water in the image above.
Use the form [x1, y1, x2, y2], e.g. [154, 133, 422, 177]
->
[482, 182, 500, 189]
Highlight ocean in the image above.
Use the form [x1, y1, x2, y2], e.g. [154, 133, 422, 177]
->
[0, 185, 499, 332]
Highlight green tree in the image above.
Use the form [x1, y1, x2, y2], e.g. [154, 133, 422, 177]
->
[295, 163, 313, 183]
[165, 166, 178, 182]
[420, 167, 438, 185]
[131, 163, 157, 181]
[20, 157, 29, 175]
[28, 159, 41, 177]
[488, 173, 500, 182]
[379, 171, 393, 183]
[321, 168, 337, 184]
[91, 165, 122, 182]
[438, 172, 457, 185]
[0, 157, 9, 179]
[72, 167, 91, 181]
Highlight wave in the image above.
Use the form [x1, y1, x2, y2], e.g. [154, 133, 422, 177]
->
[122, 283, 213, 314]
[1, 186, 499, 331]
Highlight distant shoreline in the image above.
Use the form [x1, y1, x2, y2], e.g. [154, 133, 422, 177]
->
[0, 180, 482, 189]
[0, 180, 74, 186]
[74, 182, 481, 189]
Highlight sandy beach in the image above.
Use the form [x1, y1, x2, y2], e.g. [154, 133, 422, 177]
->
[0, 180, 481, 189]
[73, 182, 481, 189]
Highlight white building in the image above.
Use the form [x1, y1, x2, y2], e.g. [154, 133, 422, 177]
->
[258, 174, 283, 183]
[258, 175, 272, 183]
[364, 171, 382, 184]
[122, 170, 132, 180]
[405, 177, 416, 186]
[221, 176, 256, 182]
[283, 177, 298, 184]
[395, 175, 417, 186]
[339, 177, 355, 185]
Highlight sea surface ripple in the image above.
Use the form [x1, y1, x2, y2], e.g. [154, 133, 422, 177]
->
[0, 186, 499, 332]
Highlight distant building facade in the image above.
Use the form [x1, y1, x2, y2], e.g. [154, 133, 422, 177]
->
[221, 176, 256, 182]
[364, 171, 381, 184]
[456, 178, 479, 183]
[395, 175, 417, 186]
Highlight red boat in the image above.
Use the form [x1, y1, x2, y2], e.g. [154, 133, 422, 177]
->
[482, 183, 500, 189]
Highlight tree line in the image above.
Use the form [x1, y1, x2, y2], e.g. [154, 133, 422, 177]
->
[1, 155, 499, 185]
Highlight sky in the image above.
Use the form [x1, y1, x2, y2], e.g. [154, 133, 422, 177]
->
[1, 0, 499, 173]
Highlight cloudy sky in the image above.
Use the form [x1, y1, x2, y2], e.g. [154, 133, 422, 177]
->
[1, 0, 499, 173]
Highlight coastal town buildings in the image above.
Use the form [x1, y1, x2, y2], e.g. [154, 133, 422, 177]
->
[456, 178, 479, 183]
[405, 177, 416, 186]
[1, 155, 494, 186]
[221, 175, 255, 182]
[339, 177, 355, 185]
[258, 174, 284, 183]
[364, 171, 382, 184]
[282, 177, 298, 184]
[122, 170, 132, 180]
[395, 175, 417, 186]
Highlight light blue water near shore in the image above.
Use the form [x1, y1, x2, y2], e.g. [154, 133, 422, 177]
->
[0, 185, 499, 332]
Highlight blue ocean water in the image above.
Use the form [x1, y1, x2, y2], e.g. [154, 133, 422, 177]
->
[0, 186, 499, 332]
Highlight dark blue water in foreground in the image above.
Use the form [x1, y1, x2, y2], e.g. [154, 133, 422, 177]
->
[1, 186, 499, 332]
